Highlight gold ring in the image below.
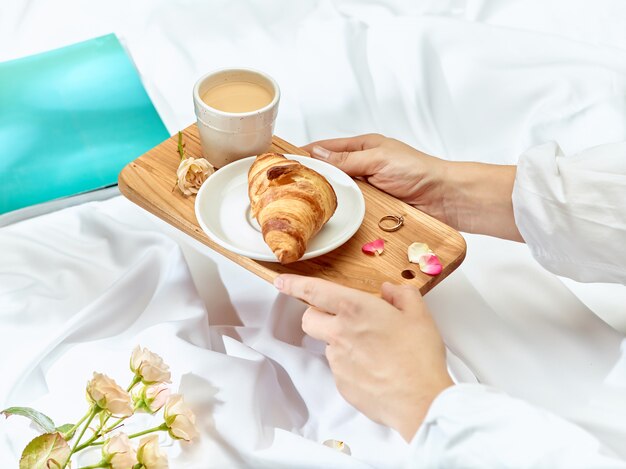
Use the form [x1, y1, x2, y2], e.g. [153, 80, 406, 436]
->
[378, 215, 404, 232]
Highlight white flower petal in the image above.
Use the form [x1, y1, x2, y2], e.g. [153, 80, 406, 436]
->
[407, 242, 432, 263]
[323, 439, 351, 455]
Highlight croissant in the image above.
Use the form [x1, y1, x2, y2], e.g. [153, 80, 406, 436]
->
[248, 152, 338, 264]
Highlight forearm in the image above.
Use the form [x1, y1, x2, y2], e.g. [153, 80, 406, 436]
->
[442, 161, 524, 242]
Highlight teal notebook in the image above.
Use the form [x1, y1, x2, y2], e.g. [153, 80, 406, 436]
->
[0, 34, 170, 214]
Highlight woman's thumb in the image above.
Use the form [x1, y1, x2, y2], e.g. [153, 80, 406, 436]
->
[309, 145, 378, 177]
[381, 282, 423, 311]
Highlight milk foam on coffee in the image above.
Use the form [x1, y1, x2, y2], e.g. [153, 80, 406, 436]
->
[201, 81, 273, 113]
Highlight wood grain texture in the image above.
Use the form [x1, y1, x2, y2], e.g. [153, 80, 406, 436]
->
[118, 125, 466, 295]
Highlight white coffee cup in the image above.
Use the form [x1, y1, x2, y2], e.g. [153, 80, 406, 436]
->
[193, 68, 280, 168]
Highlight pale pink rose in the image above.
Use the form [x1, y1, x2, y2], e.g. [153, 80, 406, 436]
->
[137, 435, 169, 469]
[144, 383, 170, 412]
[163, 394, 199, 442]
[130, 346, 171, 384]
[132, 383, 170, 414]
[103, 433, 138, 469]
[176, 157, 213, 196]
[86, 373, 133, 417]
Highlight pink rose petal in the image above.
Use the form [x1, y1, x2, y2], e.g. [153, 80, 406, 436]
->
[418, 253, 443, 276]
[362, 239, 385, 256]
[407, 242, 442, 275]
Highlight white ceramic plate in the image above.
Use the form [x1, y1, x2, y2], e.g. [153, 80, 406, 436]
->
[195, 154, 365, 262]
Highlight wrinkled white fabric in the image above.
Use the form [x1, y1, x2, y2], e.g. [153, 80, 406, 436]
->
[513, 141, 626, 285]
[0, 198, 408, 468]
[409, 384, 626, 468]
[2, 0, 626, 467]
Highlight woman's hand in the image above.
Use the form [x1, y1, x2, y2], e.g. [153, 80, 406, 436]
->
[304, 134, 451, 223]
[274, 274, 453, 442]
[303, 134, 523, 241]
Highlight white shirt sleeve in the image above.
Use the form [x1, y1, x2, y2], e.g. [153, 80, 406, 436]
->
[512, 141, 626, 285]
[406, 384, 625, 468]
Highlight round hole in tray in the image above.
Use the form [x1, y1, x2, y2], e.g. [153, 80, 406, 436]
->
[401, 269, 416, 279]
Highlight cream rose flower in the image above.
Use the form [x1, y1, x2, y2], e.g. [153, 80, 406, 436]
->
[86, 372, 133, 417]
[132, 383, 170, 414]
[176, 157, 213, 196]
[130, 346, 172, 384]
[102, 433, 138, 469]
[163, 394, 199, 442]
[136, 435, 169, 469]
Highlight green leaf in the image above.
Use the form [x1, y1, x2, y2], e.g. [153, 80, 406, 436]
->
[55, 423, 75, 440]
[19, 433, 70, 469]
[1, 407, 55, 433]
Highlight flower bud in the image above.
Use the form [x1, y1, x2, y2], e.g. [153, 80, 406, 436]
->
[130, 346, 171, 385]
[86, 373, 133, 417]
[137, 435, 169, 469]
[132, 383, 170, 414]
[102, 433, 137, 469]
[163, 394, 199, 442]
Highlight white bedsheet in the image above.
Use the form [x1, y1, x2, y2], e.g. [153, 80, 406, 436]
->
[2, 0, 626, 466]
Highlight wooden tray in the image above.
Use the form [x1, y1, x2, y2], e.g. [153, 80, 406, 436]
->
[118, 125, 466, 295]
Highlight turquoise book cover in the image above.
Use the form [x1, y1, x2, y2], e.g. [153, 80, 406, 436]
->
[0, 33, 170, 214]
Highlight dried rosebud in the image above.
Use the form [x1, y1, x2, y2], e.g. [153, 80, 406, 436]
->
[86, 373, 133, 417]
[176, 157, 213, 196]
[163, 394, 199, 442]
[130, 346, 172, 385]
[132, 383, 170, 414]
[362, 239, 385, 256]
[137, 435, 169, 469]
[102, 433, 138, 469]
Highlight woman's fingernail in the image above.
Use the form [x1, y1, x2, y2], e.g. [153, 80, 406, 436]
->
[311, 145, 331, 160]
[273, 276, 284, 290]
